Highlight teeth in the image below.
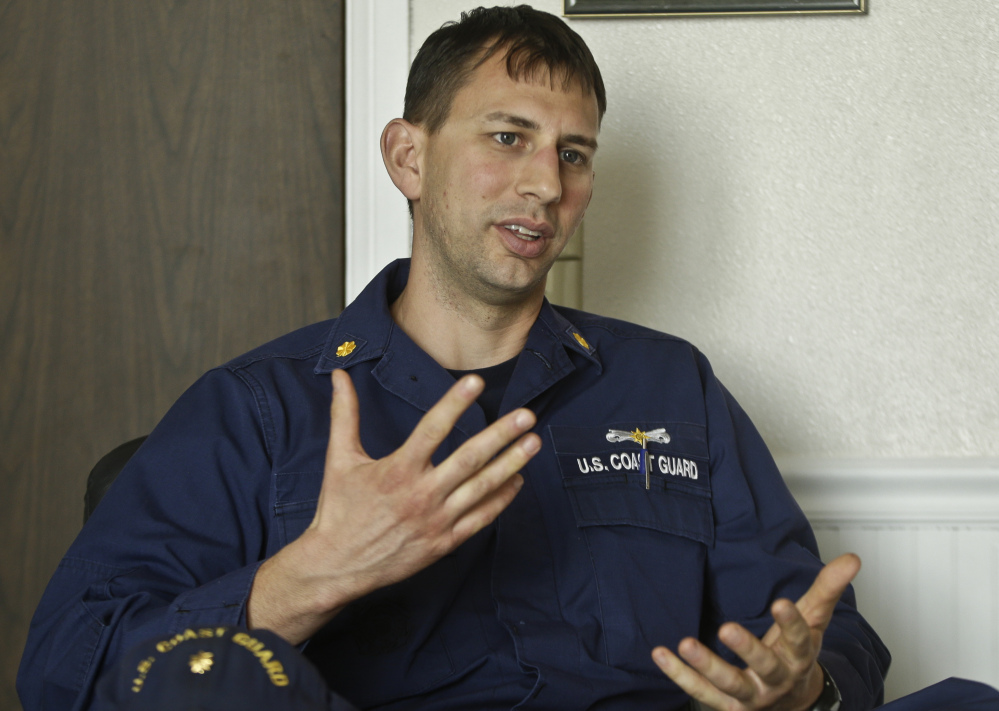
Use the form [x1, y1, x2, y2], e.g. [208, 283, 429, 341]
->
[504, 224, 542, 240]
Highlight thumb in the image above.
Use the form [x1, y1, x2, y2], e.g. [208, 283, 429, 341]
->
[797, 553, 861, 630]
[327, 369, 368, 463]
[760, 554, 861, 648]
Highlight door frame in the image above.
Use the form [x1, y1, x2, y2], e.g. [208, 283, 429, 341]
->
[345, 0, 412, 303]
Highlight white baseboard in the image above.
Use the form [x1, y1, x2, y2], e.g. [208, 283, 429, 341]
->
[777, 457, 999, 700]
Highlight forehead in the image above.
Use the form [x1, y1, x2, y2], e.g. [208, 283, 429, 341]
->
[446, 52, 600, 132]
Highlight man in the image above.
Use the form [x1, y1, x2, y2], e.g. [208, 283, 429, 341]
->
[19, 6, 888, 710]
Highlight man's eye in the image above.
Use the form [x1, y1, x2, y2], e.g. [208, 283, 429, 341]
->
[495, 132, 518, 145]
[560, 149, 584, 165]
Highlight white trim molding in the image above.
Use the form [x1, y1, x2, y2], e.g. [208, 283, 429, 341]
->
[780, 458, 999, 699]
[345, 0, 412, 303]
[779, 457, 999, 526]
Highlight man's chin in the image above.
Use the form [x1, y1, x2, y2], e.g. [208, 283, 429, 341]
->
[475, 272, 549, 308]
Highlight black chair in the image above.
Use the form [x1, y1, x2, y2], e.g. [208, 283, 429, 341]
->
[84, 436, 147, 523]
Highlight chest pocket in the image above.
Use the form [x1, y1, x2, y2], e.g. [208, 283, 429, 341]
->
[549, 422, 714, 546]
[550, 422, 714, 677]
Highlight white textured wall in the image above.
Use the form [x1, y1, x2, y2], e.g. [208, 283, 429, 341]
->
[411, 0, 999, 459]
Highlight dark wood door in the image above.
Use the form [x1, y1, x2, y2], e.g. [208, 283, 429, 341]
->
[0, 2, 344, 707]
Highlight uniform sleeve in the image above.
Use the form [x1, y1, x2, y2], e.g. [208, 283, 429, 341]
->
[696, 352, 891, 709]
[17, 367, 274, 711]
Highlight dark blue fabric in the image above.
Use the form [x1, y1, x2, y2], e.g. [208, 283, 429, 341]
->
[18, 259, 889, 710]
[92, 626, 357, 711]
[878, 678, 999, 711]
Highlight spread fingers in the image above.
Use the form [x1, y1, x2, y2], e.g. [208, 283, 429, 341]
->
[443, 424, 540, 515]
[435, 408, 538, 496]
[653, 643, 752, 709]
[400, 375, 485, 462]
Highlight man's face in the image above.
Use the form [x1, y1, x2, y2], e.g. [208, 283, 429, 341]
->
[414, 51, 600, 307]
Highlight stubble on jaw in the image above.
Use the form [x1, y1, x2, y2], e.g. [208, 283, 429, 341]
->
[423, 232, 539, 328]
[417, 169, 558, 320]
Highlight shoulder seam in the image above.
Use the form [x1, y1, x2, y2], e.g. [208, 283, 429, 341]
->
[582, 320, 689, 344]
[551, 306, 689, 345]
[227, 367, 278, 463]
[220, 343, 326, 373]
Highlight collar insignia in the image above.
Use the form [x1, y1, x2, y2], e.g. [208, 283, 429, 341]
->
[335, 340, 357, 358]
[572, 332, 591, 350]
[606, 428, 671, 489]
[188, 651, 214, 674]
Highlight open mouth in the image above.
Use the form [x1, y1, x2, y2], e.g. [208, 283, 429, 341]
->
[502, 224, 542, 241]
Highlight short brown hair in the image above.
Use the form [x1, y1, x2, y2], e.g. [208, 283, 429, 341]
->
[404, 5, 606, 134]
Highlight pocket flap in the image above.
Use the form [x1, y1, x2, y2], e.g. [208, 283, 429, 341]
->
[549, 423, 714, 545]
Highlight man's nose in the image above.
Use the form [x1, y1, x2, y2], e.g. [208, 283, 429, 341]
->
[517, 148, 562, 204]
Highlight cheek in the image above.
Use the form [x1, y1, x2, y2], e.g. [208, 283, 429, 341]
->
[562, 178, 593, 217]
[456, 159, 508, 201]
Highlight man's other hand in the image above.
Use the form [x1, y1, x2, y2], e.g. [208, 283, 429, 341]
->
[248, 369, 539, 644]
[652, 553, 861, 711]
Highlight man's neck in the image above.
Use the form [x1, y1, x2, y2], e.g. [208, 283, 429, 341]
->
[389, 257, 544, 371]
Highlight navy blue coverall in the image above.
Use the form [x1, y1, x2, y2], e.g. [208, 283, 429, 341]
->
[19, 260, 889, 710]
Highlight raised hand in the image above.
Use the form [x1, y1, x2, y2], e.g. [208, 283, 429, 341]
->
[248, 369, 540, 644]
[652, 554, 861, 711]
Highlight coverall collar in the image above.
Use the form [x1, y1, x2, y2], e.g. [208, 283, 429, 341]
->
[315, 259, 601, 431]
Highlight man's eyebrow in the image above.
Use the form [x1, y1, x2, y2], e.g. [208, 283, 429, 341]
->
[563, 133, 598, 151]
[484, 111, 538, 130]
[483, 111, 598, 151]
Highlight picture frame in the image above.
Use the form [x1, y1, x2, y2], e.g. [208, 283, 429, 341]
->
[564, 0, 866, 17]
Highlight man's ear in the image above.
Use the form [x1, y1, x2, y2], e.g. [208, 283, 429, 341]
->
[381, 119, 424, 201]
